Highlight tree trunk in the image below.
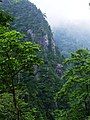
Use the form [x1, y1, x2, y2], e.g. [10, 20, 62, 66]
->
[12, 79, 20, 120]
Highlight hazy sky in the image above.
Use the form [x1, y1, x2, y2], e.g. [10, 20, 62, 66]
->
[29, 0, 90, 27]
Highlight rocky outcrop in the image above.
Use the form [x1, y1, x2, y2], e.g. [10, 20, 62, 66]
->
[1, 0, 56, 54]
[39, 35, 49, 49]
[0, 1, 64, 119]
[55, 64, 63, 76]
[1, 0, 63, 79]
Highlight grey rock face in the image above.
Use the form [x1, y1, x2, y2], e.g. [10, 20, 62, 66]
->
[39, 34, 49, 48]
[27, 29, 35, 38]
[55, 64, 63, 76]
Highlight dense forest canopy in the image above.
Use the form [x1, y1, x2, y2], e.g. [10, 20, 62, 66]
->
[0, 0, 90, 120]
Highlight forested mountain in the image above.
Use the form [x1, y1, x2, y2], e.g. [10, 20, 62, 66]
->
[0, 0, 90, 120]
[54, 24, 90, 57]
[1, 0, 56, 51]
[0, 0, 63, 119]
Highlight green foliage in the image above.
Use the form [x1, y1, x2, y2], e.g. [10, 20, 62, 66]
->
[0, 92, 38, 120]
[0, 28, 42, 80]
[0, 93, 15, 120]
[0, 1, 64, 119]
[0, 0, 54, 52]
[0, 11, 43, 119]
[56, 49, 90, 120]
[1, 1, 89, 119]
[0, 10, 13, 26]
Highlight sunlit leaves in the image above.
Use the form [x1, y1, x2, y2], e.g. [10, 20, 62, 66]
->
[0, 21, 43, 119]
[0, 29, 43, 80]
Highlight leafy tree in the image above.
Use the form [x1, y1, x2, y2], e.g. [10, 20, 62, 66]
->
[0, 10, 43, 119]
[56, 49, 90, 120]
[0, 0, 64, 119]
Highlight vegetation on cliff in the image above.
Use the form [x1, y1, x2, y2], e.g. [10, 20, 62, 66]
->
[0, 0, 90, 120]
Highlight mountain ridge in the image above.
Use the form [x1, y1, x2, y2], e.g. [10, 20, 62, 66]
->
[53, 23, 90, 56]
